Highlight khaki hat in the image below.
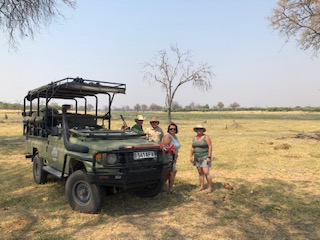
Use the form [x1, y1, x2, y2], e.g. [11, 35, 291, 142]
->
[193, 124, 206, 132]
[135, 115, 146, 121]
[150, 116, 159, 123]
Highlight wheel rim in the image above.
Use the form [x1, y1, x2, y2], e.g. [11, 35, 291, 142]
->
[72, 181, 92, 206]
[34, 162, 40, 177]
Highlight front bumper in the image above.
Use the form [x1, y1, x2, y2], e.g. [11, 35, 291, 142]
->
[86, 162, 172, 188]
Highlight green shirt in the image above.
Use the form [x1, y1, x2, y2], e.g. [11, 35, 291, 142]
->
[131, 123, 144, 135]
[192, 136, 208, 158]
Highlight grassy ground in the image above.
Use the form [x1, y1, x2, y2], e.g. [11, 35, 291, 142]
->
[0, 111, 319, 239]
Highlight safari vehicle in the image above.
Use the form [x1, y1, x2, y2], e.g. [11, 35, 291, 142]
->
[22, 77, 173, 213]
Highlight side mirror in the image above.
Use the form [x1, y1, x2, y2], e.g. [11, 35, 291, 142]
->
[62, 104, 71, 113]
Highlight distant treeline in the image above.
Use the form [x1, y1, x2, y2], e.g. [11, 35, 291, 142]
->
[1, 101, 320, 112]
[175, 106, 320, 112]
[0, 102, 22, 110]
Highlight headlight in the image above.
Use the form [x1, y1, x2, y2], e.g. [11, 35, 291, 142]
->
[96, 153, 118, 166]
[106, 153, 118, 165]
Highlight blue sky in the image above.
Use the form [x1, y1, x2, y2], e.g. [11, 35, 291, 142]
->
[1, 0, 319, 108]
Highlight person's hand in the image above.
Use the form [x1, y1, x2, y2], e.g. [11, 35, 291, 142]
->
[206, 157, 211, 164]
[190, 158, 194, 163]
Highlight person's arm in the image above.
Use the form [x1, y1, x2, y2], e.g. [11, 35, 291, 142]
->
[160, 129, 164, 142]
[161, 134, 171, 146]
[190, 145, 194, 163]
[205, 135, 212, 163]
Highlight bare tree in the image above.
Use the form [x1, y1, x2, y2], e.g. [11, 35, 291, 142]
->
[143, 44, 214, 123]
[0, 0, 76, 48]
[268, 0, 320, 56]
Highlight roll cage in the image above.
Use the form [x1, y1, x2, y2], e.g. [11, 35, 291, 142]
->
[23, 77, 126, 135]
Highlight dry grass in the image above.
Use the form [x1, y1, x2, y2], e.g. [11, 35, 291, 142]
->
[0, 111, 320, 240]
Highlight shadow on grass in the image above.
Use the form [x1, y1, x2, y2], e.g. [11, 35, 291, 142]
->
[205, 178, 320, 240]
[1, 138, 319, 239]
[2, 174, 320, 239]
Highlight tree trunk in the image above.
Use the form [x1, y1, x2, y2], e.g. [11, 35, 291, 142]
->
[167, 107, 172, 124]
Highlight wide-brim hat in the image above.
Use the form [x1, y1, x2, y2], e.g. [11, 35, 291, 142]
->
[150, 116, 159, 123]
[193, 124, 206, 132]
[135, 115, 146, 121]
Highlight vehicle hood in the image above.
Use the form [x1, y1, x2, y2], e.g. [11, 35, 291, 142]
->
[68, 130, 158, 152]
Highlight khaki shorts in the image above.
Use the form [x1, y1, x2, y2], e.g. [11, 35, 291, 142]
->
[172, 160, 177, 172]
[193, 155, 211, 168]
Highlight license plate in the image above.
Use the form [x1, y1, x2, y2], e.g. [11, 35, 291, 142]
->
[133, 151, 156, 160]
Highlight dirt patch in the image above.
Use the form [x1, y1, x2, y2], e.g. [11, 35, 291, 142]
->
[296, 131, 320, 140]
[274, 143, 291, 150]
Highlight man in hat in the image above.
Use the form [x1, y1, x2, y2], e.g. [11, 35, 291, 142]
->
[131, 115, 146, 135]
[145, 116, 164, 144]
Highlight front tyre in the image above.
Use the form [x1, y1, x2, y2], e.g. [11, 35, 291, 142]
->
[33, 155, 47, 184]
[66, 170, 105, 213]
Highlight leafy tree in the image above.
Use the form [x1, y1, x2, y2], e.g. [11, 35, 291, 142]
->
[77, 105, 84, 111]
[120, 105, 131, 112]
[268, 0, 320, 56]
[87, 103, 94, 112]
[143, 44, 214, 123]
[149, 103, 163, 111]
[217, 101, 224, 109]
[186, 101, 196, 110]
[0, 0, 76, 48]
[203, 104, 210, 109]
[141, 104, 148, 112]
[103, 105, 110, 112]
[229, 102, 240, 109]
[171, 101, 182, 111]
[134, 104, 141, 112]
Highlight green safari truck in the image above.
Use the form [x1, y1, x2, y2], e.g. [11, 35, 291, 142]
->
[22, 77, 173, 213]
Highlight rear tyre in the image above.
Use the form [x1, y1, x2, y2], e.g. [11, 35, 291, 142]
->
[66, 170, 105, 213]
[134, 180, 163, 198]
[33, 155, 47, 184]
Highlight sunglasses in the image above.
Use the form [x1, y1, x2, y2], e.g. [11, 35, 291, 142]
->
[150, 121, 158, 124]
[195, 128, 204, 130]
[169, 128, 176, 131]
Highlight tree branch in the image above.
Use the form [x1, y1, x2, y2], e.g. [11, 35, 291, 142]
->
[0, 0, 76, 49]
[143, 44, 214, 122]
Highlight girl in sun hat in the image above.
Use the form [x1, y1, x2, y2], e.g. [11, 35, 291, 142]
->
[189, 124, 213, 193]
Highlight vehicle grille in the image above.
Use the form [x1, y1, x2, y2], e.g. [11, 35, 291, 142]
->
[121, 152, 162, 172]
